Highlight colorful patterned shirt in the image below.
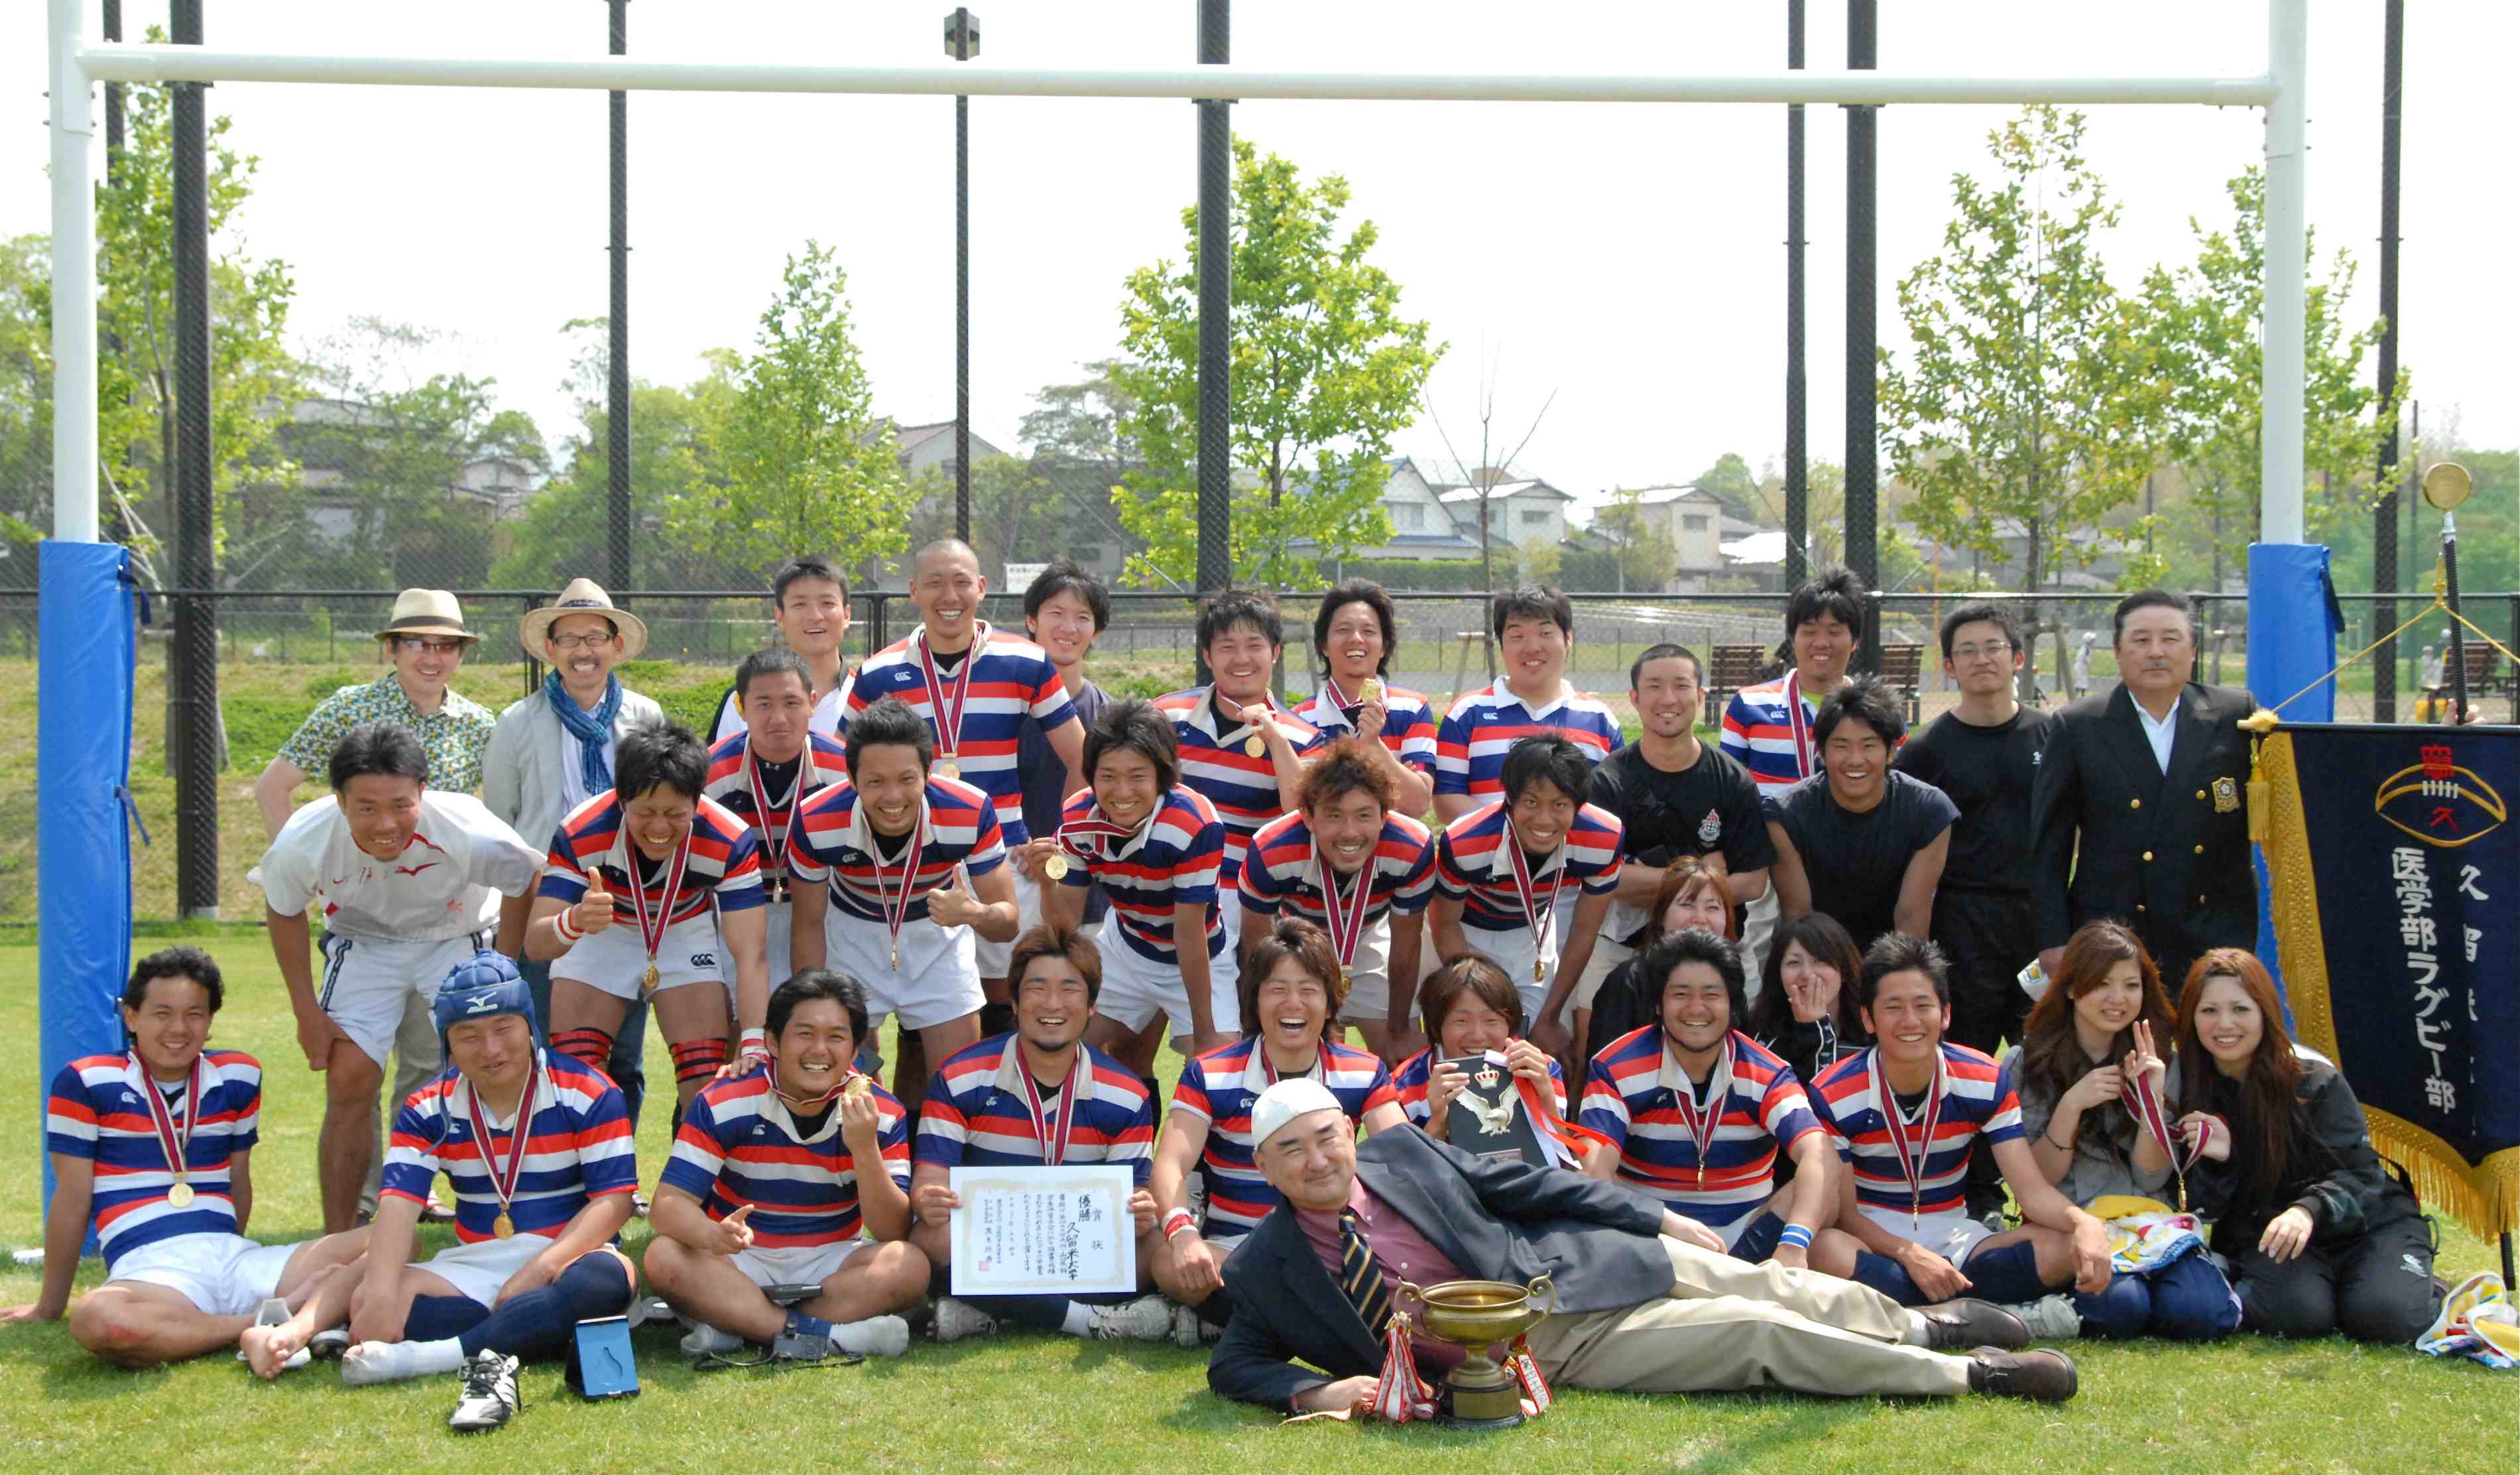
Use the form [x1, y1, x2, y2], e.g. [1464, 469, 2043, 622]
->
[1292, 682, 1440, 775]
[1433, 678, 1621, 800]
[1169, 1038, 1397, 1239]
[1718, 672, 1827, 796]
[538, 791, 767, 924]
[662, 1063, 911, 1246]
[1235, 809, 1437, 932]
[785, 774, 1008, 925]
[916, 1035, 1158, 1184]
[1581, 1026, 1820, 1242]
[843, 622, 1077, 847]
[276, 672, 496, 794]
[46, 1049, 262, 1273]
[1809, 1042, 2023, 1228]
[1054, 788, 1229, 965]
[702, 731, 853, 906]
[1390, 1047, 1566, 1127]
[1153, 686, 1328, 885]
[1432, 799, 1625, 932]
[382, 1049, 639, 1242]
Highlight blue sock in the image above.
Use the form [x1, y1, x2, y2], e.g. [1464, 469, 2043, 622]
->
[1850, 1250, 1925, 1305]
[785, 1310, 835, 1340]
[459, 1254, 633, 1360]
[402, 1294, 489, 1344]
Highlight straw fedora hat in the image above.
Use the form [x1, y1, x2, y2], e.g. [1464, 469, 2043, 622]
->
[519, 577, 650, 660]
[375, 588, 478, 644]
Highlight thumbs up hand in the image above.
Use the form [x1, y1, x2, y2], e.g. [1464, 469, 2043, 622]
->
[573, 872, 617, 936]
[926, 865, 985, 929]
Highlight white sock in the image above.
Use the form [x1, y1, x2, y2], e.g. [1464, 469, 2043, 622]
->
[830, 1315, 910, 1357]
[1903, 1313, 1932, 1347]
[341, 1335, 466, 1386]
[1059, 1301, 1095, 1338]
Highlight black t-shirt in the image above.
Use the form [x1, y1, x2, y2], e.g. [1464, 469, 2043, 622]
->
[1763, 770, 1958, 948]
[1890, 706, 2052, 895]
[1585, 740, 1775, 873]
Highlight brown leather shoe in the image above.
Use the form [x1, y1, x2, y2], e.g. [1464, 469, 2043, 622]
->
[1916, 1298, 2029, 1352]
[1966, 1347, 2078, 1402]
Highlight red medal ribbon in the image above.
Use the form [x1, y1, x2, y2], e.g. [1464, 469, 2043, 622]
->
[1871, 1046, 1945, 1228]
[622, 823, 693, 973]
[743, 740, 800, 877]
[916, 626, 978, 767]
[1512, 1059, 1601, 1167]
[463, 1055, 542, 1232]
[1259, 1043, 1326, 1087]
[1312, 833, 1378, 973]
[1016, 1051, 1082, 1165]
[1669, 1041, 1732, 1190]
[879, 800, 929, 959]
[1057, 813, 1141, 864]
[1502, 823, 1570, 963]
[135, 1050, 204, 1193]
[1785, 670, 1815, 778]
[2121, 1068, 2205, 1208]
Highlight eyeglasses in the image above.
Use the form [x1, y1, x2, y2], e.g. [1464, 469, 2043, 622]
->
[548, 632, 616, 652]
[1949, 641, 2013, 662]
[395, 637, 469, 656]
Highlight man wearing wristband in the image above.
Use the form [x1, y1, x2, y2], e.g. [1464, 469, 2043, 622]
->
[1578, 930, 1841, 1269]
[912, 925, 1174, 1344]
[1211, 1079, 2076, 1413]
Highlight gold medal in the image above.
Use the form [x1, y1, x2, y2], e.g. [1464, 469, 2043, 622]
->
[1043, 853, 1069, 881]
[936, 759, 961, 780]
[1533, 959, 1547, 984]
[166, 1181, 196, 1208]
[844, 1075, 874, 1100]
[494, 1212, 515, 1241]
[1244, 735, 1266, 758]
[1360, 678, 1384, 705]
[640, 963, 660, 996]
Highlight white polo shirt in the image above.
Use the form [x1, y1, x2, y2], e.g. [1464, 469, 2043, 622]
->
[251, 790, 544, 942]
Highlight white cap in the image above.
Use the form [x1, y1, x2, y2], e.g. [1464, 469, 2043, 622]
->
[1251, 1079, 1345, 1151]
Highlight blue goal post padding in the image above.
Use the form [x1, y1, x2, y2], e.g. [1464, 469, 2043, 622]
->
[2246, 540, 2342, 1016]
[37, 541, 141, 1212]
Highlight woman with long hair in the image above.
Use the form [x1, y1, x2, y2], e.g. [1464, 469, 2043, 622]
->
[2007, 921, 2238, 1340]
[2175, 949, 2440, 1343]
[1746, 912, 1869, 1087]
[1576, 858, 1734, 1087]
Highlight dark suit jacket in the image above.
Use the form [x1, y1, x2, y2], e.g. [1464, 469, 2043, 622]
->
[1206, 1126, 1668, 1411]
[2029, 679, 2257, 988]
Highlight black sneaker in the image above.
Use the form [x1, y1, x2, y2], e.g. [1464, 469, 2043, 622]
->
[1965, 1347, 2078, 1403]
[448, 1352, 522, 1433]
[1915, 1298, 2030, 1352]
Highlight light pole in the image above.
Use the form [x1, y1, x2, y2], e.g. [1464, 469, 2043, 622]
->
[945, 9, 978, 543]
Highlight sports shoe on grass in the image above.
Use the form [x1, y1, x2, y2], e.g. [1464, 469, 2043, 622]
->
[931, 1297, 1002, 1344]
[1087, 1295, 1177, 1342]
[2010, 1293, 2084, 1341]
[448, 1352, 522, 1434]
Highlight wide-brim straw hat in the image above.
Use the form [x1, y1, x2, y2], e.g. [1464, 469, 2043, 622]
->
[375, 588, 479, 644]
[519, 577, 649, 661]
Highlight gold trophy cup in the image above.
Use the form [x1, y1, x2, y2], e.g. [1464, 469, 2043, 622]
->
[1394, 1275, 1557, 1429]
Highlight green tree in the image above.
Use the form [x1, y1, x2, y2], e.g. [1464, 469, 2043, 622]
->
[0, 234, 49, 561]
[670, 243, 912, 582]
[1594, 486, 1679, 593]
[1880, 107, 2160, 679]
[2137, 168, 2404, 586]
[1693, 451, 1763, 523]
[1112, 140, 1441, 588]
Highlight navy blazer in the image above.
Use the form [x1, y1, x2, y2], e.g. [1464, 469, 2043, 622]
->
[1206, 1126, 1669, 1411]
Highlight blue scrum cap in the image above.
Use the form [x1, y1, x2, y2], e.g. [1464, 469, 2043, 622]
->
[433, 950, 538, 1044]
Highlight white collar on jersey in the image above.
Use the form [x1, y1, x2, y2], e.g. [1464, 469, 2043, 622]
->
[1482, 807, 1572, 881]
[1487, 675, 1575, 721]
[1183, 683, 1302, 743]
[1657, 1032, 1736, 1105]
[841, 786, 943, 858]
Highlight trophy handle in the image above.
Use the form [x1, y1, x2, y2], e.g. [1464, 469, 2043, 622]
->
[1526, 1273, 1557, 1316]
[1393, 1280, 1424, 1322]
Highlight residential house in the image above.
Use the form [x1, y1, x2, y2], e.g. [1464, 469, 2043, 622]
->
[1437, 477, 1579, 550]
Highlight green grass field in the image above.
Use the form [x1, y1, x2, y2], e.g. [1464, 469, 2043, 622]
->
[0, 945, 2507, 1473]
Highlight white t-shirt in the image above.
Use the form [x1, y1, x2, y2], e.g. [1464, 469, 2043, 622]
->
[250, 790, 544, 943]
[709, 676, 851, 746]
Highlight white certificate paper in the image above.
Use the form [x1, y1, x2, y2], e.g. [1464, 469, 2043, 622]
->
[947, 1164, 1136, 1296]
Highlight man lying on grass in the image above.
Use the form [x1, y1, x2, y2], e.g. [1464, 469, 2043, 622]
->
[240, 953, 638, 1435]
[5, 947, 369, 1368]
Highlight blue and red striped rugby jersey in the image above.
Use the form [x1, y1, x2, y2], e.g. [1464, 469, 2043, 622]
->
[1152, 685, 1328, 884]
[1390, 1046, 1566, 1128]
[1433, 678, 1621, 800]
[914, 1034, 1158, 1183]
[1579, 1026, 1821, 1240]
[1809, 1041, 2024, 1224]
[1053, 787, 1229, 965]
[661, 1062, 912, 1246]
[785, 773, 1007, 925]
[383, 1049, 639, 1243]
[1235, 809, 1437, 931]
[1168, 1038, 1397, 1239]
[1431, 799, 1625, 931]
[46, 1049, 262, 1273]
[702, 729, 851, 904]
[538, 790, 766, 922]
[842, 622, 1079, 847]
[1717, 672, 1829, 796]
[1293, 683, 1440, 775]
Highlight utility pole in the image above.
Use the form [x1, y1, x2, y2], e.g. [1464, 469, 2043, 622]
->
[170, 0, 220, 919]
[607, 0, 633, 590]
[1843, 0, 1881, 672]
[1783, 0, 1809, 589]
[2370, 0, 2405, 721]
[947, 9, 979, 542]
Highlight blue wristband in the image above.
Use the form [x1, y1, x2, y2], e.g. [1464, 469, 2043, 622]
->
[1776, 1223, 1815, 1252]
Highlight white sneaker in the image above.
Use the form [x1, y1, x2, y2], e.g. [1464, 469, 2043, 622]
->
[2011, 1294, 2084, 1341]
[678, 1323, 744, 1355]
[930, 1297, 1002, 1344]
[831, 1315, 910, 1358]
[448, 1352, 521, 1434]
[1086, 1294, 1177, 1342]
[1169, 1301, 1207, 1349]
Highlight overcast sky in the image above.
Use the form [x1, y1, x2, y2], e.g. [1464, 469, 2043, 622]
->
[8, 2, 2512, 520]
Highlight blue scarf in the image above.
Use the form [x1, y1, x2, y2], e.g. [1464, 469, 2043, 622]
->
[545, 671, 623, 795]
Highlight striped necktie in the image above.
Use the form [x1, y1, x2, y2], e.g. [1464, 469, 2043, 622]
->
[1339, 1209, 1396, 1336]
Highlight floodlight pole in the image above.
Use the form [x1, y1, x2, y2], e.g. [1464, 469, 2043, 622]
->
[1782, 0, 1807, 590]
[170, 0, 221, 921]
[2370, 0, 2403, 721]
[1844, 0, 1880, 673]
[607, 0, 632, 591]
[1194, 0, 1233, 615]
[48, 0, 96, 545]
